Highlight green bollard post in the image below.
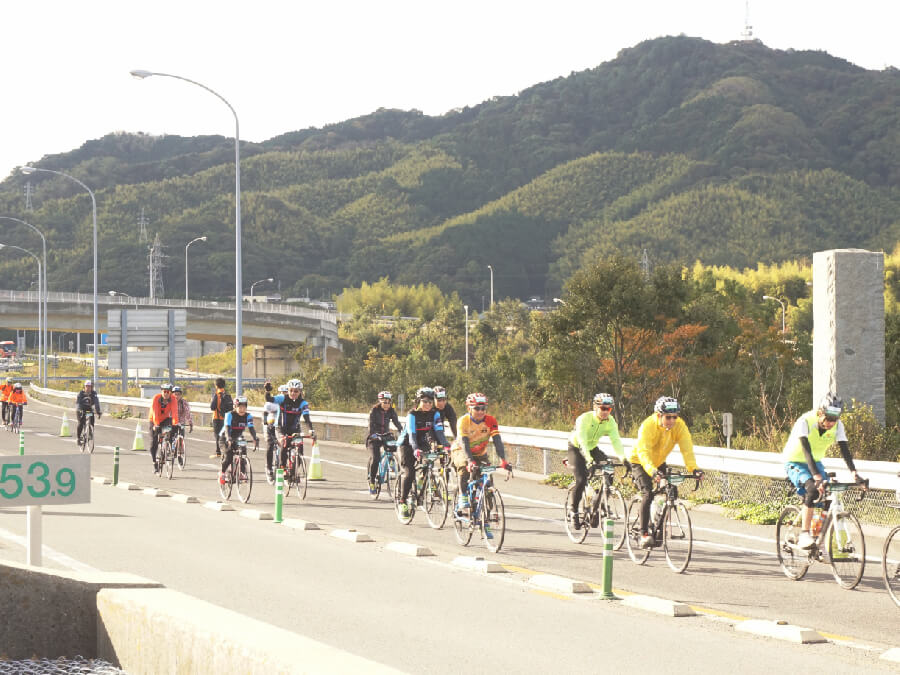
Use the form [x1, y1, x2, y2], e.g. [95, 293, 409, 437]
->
[19, 431, 25, 455]
[274, 468, 284, 523]
[601, 518, 619, 599]
[113, 446, 120, 486]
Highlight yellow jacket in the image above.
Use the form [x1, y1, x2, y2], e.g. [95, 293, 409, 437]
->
[627, 413, 697, 475]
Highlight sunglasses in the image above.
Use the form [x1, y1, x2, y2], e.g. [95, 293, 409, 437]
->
[823, 414, 839, 422]
[596, 405, 613, 411]
[663, 414, 678, 420]
[472, 405, 487, 412]
[288, 388, 301, 394]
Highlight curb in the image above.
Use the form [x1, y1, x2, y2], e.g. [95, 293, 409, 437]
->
[386, 542, 435, 557]
[142, 488, 170, 498]
[329, 529, 374, 543]
[452, 556, 506, 573]
[115, 482, 141, 491]
[735, 619, 826, 644]
[529, 574, 592, 594]
[171, 494, 200, 504]
[203, 501, 235, 512]
[282, 519, 320, 531]
[621, 594, 695, 617]
[239, 509, 273, 521]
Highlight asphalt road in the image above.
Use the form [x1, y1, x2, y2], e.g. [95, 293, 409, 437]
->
[1, 399, 898, 673]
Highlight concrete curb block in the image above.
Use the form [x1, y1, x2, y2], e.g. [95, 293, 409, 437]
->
[239, 509, 273, 521]
[281, 518, 320, 531]
[204, 501, 235, 512]
[329, 529, 374, 543]
[621, 594, 696, 616]
[116, 482, 141, 491]
[171, 494, 200, 504]
[451, 556, 507, 573]
[142, 488, 171, 497]
[386, 542, 435, 557]
[91, 476, 111, 485]
[735, 619, 826, 644]
[881, 648, 900, 663]
[529, 574, 592, 594]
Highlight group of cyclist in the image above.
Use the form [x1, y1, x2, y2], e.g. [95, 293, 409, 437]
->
[1, 377, 26, 428]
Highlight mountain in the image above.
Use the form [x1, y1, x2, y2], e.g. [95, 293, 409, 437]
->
[1, 35, 898, 304]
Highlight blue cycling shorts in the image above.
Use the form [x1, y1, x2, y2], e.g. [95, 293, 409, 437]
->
[785, 461, 828, 495]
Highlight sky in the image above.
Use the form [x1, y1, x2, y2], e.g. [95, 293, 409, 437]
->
[1, 0, 898, 182]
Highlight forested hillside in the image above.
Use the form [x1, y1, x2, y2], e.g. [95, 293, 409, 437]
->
[1, 35, 898, 302]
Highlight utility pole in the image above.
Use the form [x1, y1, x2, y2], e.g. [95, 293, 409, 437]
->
[138, 207, 149, 244]
[148, 233, 166, 299]
[23, 182, 34, 212]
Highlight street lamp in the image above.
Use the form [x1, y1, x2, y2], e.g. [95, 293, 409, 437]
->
[487, 265, 494, 311]
[464, 304, 469, 371]
[108, 290, 138, 310]
[552, 297, 567, 306]
[762, 295, 787, 333]
[185, 236, 207, 303]
[0, 244, 41, 371]
[20, 166, 98, 384]
[250, 277, 274, 298]
[131, 69, 244, 395]
[0, 216, 47, 386]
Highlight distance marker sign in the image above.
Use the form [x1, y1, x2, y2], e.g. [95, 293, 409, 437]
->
[0, 454, 90, 506]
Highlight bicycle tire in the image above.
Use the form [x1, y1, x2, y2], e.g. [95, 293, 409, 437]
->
[625, 495, 651, 564]
[176, 436, 186, 469]
[86, 423, 95, 454]
[387, 456, 399, 499]
[775, 505, 810, 581]
[371, 456, 384, 501]
[394, 472, 415, 525]
[563, 485, 589, 544]
[295, 453, 308, 501]
[602, 485, 629, 551]
[423, 472, 449, 529]
[236, 454, 253, 503]
[481, 486, 506, 553]
[663, 501, 693, 573]
[453, 496, 474, 546]
[164, 440, 175, 480]
[826, 512, 865, 589]
[218, 465, 233, 501]
[883, 525, 900, 608]
[283, 455, 294, 498]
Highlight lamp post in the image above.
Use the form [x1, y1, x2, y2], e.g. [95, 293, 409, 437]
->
[552, 297, 567, 306]
[487, 265, 494, 311]
[250, 277, 274, 298]
[762, 295, 786, 333]
[0, 216, 47, 386]
[0, 244, 41, 371]
[185, 236, 207, 303]
[108, 290, 138, 310]
[19, 167, 97, 384]
[464, 304, 469, 371]
[131, 69, 243, 394]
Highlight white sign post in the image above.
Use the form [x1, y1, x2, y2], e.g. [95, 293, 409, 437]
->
[0, 454, 91, 566]
[722, 413, 734, 449]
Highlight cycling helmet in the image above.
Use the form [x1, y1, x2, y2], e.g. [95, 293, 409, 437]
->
[416, 386, 435, 401]
[235, 396, 248, 405]
[160, 383, 172, 391]
[593, 392, 614, 406]
[433, 386, 447, 400]
[278, 384, 288, 394]
[171, 385, 182, 393]
[818, 393, 844, 418]
[466, 392, 488, 407]
[378, 390, 392, 401]
[287, 379, 303, 390]
[5, 377, 11, 383]
[654, 396, 680, 415]
[13, 383, 22, 390]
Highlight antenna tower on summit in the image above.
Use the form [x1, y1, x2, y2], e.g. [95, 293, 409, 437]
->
[148, 233, 167, 299]
[138, 207, 150, 244]
[23, 182, 34, 211]
[741, 0, 754, 40]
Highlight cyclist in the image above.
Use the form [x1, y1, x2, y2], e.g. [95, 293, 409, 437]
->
[171, 385, 194, 438]
[366, 390, 403, 494]
[8, 383, 27, 427]
[451, 392, 510, 516]
[783, 393, 864, 549]
[433, 386, 457, 441]
[628, 396, 701, 548]
[149, 383, 180, 475]
[1, 377, 14, 426]
[209, 377, 233, 458]
[265, 378, 316, 471]
[567, 392, 626, 529]
[218, 396, 259, 485]
[263, 397, 281, 484]
[75, 380, 102, 442]
[397, 387, 449, 518]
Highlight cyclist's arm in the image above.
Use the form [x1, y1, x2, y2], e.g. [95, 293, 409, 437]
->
[406, 412, 419, 450]
[674, 422, 697, 473]
[633, 419, 658, 475]
[573, 414, 594, 461]
[93, 394, 101, 415]
[219, 412, 232, 437]
[432, 413, 448, 447]
[491, 435, 506, 461]
[247, 415, 258, 442]
[461, 436, 474, 461]
[799, 436, 819, 477]
[391, 408, 403, 434]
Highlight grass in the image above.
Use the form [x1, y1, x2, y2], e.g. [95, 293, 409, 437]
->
[542, 472, 574, 489]
[718, 499, 785, 525]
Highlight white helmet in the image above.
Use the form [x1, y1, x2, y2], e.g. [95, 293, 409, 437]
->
[278, 384, 288, 393]
[287, 379, 303, 391]
[84, 380, 93, 387]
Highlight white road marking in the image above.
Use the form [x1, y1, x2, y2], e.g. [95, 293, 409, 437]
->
[322, 458, 367, 471]
[0, 526, 100, 573]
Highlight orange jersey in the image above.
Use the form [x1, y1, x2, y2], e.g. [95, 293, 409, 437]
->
[149, 393, 179, 426]
[8, 390, 27, 406]
[0, 384, 12, 402]
[453, 413, 500, 457]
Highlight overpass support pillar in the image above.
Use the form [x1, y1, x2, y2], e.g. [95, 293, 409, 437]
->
[248, 346, 300, 379]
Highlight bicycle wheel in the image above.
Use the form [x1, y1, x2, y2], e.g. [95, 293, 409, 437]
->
[883, 526, 900, 608]
[164, 441, 175, 480]
[775, 505, 811, 581]
[283, 456, 294, 498]
[453, 495, 474, 547]
[826, 512, 865, 589]
[394, 472, 414, 525]
[423, 472, 449, 530]
[625, 496, 651, 564]
[86, 423, 95, 454]
[236, 455, 253, 503]
[480, 487, 506, 553]
[563, 486, 589, 544]
[295, 453, 308, 501]
[371, 457, 384, 501]
[663, 501, 693, 573]
[218, 466, 233, 501]
[176, 436, 186, 470]
[601, 485, 629, 551]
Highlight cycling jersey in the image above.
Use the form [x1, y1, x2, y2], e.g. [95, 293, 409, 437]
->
[436, 402, 457, 438]
[149, 393, 179, 426]
[453, 413, 499, 457]
[267, 393, 313, 435]
[76, 390, 101, 413]
[220, 410, 257, 441]
[782, 410, 846, 463]
[0, 384, 13, 402]
[8, 390, 27, 406]
[175, 398, 193, 427]
[628, 413, 697, 475]
[398, 409, 447, 450]
[368, 404, 402, 437]
[569, 411, 625, 460]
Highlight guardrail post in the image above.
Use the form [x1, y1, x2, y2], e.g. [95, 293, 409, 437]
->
[274, 468, 284, 523]
[113, 446, 120, 486]
[601, 518, 618, 599]
[542, 448, 549, 476]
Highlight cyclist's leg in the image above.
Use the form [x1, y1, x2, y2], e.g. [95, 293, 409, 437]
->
[366, 438, 381, 484]
[450, 446, 470, 505]
[567, 444, 588, 512]
[149, 424, 161, 467]
[221, 439, 235, 477]
[265, 426, 277, 472]
[786, 461, 824, 533]
[631, 463, 654, 534]
[212, 419, 224, 455]
[75, 410, 85, 439]
[399, 442, 415, 501]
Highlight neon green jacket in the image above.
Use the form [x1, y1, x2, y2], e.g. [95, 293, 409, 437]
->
[569, 411, 624, 460]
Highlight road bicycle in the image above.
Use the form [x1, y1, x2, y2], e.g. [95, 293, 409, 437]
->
[281, 433, 309, 501]
[393, 449, 450, 529]
[562, 458, 628, 549]
[218, 436, 254, 503]
[625, 468, 701, 573]
[776, 473, 869, 589]
[78, 411, 95, 454]
[452, 464, 511, 554]
[174, 425, 187, 470]
[369, 433, 399, 500]
[881, 472, 900, 608]
[155, 426, 179, 479]
[8, 404, 23, 433]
